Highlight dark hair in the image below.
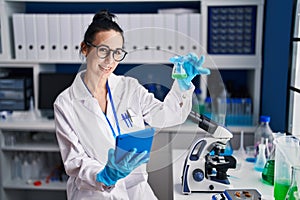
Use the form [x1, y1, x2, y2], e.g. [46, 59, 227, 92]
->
[83, 10, 124, 45]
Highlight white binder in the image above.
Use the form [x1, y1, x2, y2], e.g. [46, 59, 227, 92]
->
[12, 13, 26, 60]
[153, 14, 165, 61]
[189, 13, 202, 54]
[116, 13, 130, 62]
[59, 14, 72, 60]
[48, 14, 60, 60]
[24, 14, 38, 60]
[71, 14, 83, 61]
[36, 14, 49, 60]
[163, 14, 177, 60]
[127, 14, 142, 62]
[140, 14, 154, 61]
[176, 14, 189, 56]
[82, 14, 93, 36]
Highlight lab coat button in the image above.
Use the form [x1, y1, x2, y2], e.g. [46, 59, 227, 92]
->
[182, 95, 186, 99]
[179, 102, 183, 107]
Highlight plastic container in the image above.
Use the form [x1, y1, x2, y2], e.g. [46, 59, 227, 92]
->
[254, 116, 274, 159]
[11, 154, 22, 180]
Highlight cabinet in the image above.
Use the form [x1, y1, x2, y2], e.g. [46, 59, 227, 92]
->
[0, 0, 264, 199]
[0, 119, 67, 200]
[288, 0, 300, 134]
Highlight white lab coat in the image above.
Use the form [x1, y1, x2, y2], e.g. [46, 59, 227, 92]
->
[54, 70, 194, 200]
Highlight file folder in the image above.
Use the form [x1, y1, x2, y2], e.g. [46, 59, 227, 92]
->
[71, 14, 83, 61]
[82, 14, 93, 36]
[127, 14, 142, 61]
[176, 14, 189, 56]
[12, 13, 26, 60]
[48, 14, 60, 60]
[116, 13, 130, 62]
[24, 14, 38, 60]
[140, 14, 154, 61]
[189, 13, 202, 54]
[59, 14, 72, 60]
[36, 14, 49, 60]
[153, 14, 165, 61]
[163, 14, 177, 60]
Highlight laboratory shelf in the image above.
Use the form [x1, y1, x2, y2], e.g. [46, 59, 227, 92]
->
[3, 180, 66, 191]
[4, 0, 198, 2]
[0, 59, 260, 70]
[0, 119, 55, 131]
[2, 143, 60, 152]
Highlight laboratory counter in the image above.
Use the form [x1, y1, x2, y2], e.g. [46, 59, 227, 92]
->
[172, 149, 274, 200]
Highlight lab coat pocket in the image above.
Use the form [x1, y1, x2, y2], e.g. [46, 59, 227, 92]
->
[119, 109, 145, 133]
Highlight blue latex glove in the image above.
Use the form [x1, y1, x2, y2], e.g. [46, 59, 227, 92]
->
[96, 148, 149, 186]
[169, 53, 210, 91]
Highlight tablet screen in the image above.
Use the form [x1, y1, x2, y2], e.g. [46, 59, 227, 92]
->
[115, 128, 155, 163]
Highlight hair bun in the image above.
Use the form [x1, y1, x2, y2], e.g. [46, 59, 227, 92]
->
[93, 10, 116, 23]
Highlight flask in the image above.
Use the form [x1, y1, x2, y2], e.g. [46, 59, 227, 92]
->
[172, 61, 187, 79]
[254, 116, 274, 159]
[254, 143, 267, 172]
[285, 166, 300, 200]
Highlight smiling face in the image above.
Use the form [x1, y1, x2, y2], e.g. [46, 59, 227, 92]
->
[82, 30, 124, 81]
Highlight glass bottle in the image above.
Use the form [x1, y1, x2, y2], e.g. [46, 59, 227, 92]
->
[254, 116, 274, 159]
[285, 166, 300, 200]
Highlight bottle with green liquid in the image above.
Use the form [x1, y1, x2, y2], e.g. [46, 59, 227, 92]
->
[172, 61, 187, 79]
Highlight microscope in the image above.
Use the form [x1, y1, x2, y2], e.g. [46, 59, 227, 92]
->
[182, 111, 236, 194]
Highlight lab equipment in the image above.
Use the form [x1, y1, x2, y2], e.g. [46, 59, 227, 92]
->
[233, 131, 246, 170]
[192, 88, 205, 114]
[254, 143, 267, 172]
[223, 189, 261, 200]
[171, 59, 187, 79]
[169, 53, 210, 91]
[245, 146, 256, 163]
[96, 148, 149, 186]
[262, 159, 275, 185]
[182, 111, 236, 194]
[285, 166, 300, 200]
[274, 136, 300, 200]
[11, 153, 22, 180]
[254, 116, 274, 159]
[115, 127, 155, 163]
[261, 132, 285, 186]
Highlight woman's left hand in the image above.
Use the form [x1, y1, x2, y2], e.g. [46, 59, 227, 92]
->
[169, 53, 210, 91]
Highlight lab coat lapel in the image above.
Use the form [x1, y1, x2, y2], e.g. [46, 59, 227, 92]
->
[71, 70, 103, 118]
[105, 74, 122, 133]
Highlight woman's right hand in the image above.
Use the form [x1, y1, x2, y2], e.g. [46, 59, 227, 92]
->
[96, 148, 148, 186]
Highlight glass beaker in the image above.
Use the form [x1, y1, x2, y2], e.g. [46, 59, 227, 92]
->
[274, 136, 300, 200]
[285, 166, 300, 200]
[171, 61, 187, 79]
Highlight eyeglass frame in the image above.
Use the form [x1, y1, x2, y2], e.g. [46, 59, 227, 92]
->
[85, 42, 128, 62]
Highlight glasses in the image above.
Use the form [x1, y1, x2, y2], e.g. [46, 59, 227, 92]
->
[86, 42, 127, 62]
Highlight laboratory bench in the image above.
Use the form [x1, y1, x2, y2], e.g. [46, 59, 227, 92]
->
[172, 149, 274, 200]
[0, 113, 258, 200]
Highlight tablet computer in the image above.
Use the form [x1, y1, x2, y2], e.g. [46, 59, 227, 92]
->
[115, 127, 155, 163]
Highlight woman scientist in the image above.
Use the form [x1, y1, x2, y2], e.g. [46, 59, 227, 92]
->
[54, 10, 210, 200]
